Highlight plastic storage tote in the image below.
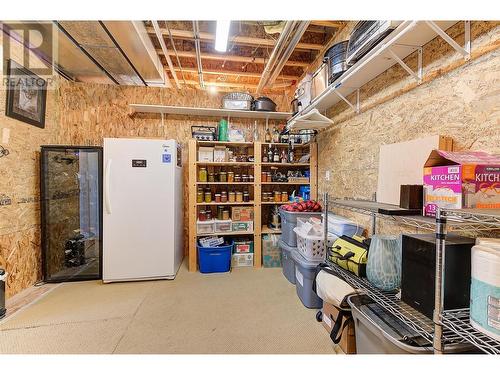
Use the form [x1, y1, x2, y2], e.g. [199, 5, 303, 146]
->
[347, 295, 476, 354]
[279, 240, 296, 284]
[326, 213, 364, 237]
[291, 250, 323, 309]
[279, 207, 322, 247]
[198, 241, 233, 273]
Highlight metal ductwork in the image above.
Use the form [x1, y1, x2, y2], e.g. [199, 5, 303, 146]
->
[192, 21, 205, 89]
[256, 21, 310, 94]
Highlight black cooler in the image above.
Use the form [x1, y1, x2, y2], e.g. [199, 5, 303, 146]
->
[0, 269, 6, 319]
[401, 234, 474, 319]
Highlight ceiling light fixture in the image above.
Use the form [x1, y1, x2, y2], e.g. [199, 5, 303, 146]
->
[208, 85, 218, 94]
[215, 20, 231, 52]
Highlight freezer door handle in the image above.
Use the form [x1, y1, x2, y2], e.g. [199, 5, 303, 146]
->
[105, 159, 112, 214]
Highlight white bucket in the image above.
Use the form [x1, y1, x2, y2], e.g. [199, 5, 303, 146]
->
[470, 239, 500, 341]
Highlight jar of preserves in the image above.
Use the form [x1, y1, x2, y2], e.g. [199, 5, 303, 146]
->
[222, 210, 230, 220]
[236, 191, 243, 202]
[215, 193, 221, 203]
[198, 167, 208, 182]
[197, 188, 204, 203]
[274, 191, 282, 202]
[217, 206, 224, 220]
[219, 171, 227, 183]
[227, 171, 234, 182]
[241, 174, 248, 182]
[198, 210, 206, 221]
[261, 171, 267, 182]
[249, 175, 254, 182]
[228, 191, 236, 202]
[221, 191, 228, 203]
[243, 191, 250, 202]
[205, 210, 212, 220]
[208, 173, 215, 182]
[234, 174, 241, 182]
[204, 189, 212, 203]
[282, 191, 288, 202]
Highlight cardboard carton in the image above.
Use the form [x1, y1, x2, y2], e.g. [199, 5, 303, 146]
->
[231, 253, 254, 267]
[231, 207, 254, 222]
[423, 150, 500, 217]
[321, 302, 356, 354]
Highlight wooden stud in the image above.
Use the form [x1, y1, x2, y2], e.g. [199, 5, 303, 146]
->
[188, 139, 198, 272]
[254, 141, 262, 268]
[309, 142, 318, 201]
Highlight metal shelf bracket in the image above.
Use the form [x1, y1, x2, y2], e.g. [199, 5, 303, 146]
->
[333, 88, 360, 114]
[426, 21, 471, 61]
[387, 47, 423, 83]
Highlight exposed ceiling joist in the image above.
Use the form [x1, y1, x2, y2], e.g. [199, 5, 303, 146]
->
[182, 79, 293, 89]
[310, 21, 343, 28]
[172, 67, 298, 80]
[147, 27, 323, 51]
[151, 20, 180, 88]
[156, 49, 309, 67]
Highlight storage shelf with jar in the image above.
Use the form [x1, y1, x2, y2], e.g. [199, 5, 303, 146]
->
[188, 139, 317, 272]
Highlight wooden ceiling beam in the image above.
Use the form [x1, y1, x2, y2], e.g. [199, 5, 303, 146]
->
[156, 49, 310, 67]
[310, 21, 344, 28]
[147, 26, 323, 51]
[173, 67, 299, 81]
[181, 79, 293, 90]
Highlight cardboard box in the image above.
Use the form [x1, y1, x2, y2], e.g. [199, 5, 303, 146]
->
[198, 147, 214, 162]
[423, 150, 500, 217]
[231, 253, 254, 267]
[321, 302, 356, 354]
[262, 234, 281, 268]
[213, 146, 228, 162]
[234, 240, 254, 254]
[231, 221, 253, 232]
[231, 207, 254, 222]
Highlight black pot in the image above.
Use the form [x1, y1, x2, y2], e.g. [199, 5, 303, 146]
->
[253, 97, 277, 112]
[324, 40, 351, 85]
[291, 98, 300, 115]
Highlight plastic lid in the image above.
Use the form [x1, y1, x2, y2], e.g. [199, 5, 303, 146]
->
[290, 247, 322, 268]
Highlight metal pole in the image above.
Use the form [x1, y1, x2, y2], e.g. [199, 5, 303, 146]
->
[371, 192, 377, 235]
[323, 192, 329, 254]
[433, 207, 447, 354]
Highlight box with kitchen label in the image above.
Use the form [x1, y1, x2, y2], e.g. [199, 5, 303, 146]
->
[231, 221, 253, 232]
[233, 240, 254, 254]
[198, 147, 214, 162]
[423, 150, 500, 217]
[231, 207, 254, 222]
[231, 253, 254, 267]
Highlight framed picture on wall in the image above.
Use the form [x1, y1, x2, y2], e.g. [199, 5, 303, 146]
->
[5, 59, 47, 128]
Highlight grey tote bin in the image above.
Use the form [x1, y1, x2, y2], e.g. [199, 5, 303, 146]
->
[279, 240, 296, 285]
[291, 250, 323, 309]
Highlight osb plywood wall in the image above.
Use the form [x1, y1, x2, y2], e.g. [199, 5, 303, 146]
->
[0, 31, 68, 297]
[316, 21, 500, 234]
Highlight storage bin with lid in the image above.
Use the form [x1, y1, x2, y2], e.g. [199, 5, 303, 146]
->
[279, 240, 296, 284]
[470, 238, 500, 341]
[279, 207, 322, 247]
[326, 213, 364, 238]
[293, 220, 336, 262]
[198, 241, 233, 273]
[291, 250, 323, 308]
[214, 219, 232, 233]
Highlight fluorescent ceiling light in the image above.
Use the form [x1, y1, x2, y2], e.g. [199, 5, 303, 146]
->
[215, 20, 231, 52]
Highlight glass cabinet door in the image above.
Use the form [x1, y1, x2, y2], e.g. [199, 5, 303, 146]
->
[41, 146, 102, 282]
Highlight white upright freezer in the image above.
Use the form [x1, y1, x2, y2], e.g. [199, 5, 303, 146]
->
[103, 138, 183, 282]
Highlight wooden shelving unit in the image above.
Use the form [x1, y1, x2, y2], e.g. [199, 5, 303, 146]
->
[188, 139, 317, 272]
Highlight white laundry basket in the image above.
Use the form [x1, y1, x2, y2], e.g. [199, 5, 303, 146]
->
[293, 221, 336, 262]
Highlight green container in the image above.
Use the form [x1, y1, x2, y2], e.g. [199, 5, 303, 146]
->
[218, 119, 228, 141]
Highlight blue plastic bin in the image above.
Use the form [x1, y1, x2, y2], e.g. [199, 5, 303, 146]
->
[198, 240, 233, 273]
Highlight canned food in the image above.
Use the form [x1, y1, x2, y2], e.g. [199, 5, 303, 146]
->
[217, 206, 224, 220]
[261, 172, 267, 182]
[282, 191, 289, 202]
[228, 191, 236, 202]
[219, 171, 227, 183]
[221, 191, 228, 203]
[204, 189, 212, 203]
[198, 167, 208, 182]
[197, 189, 204, 203]
[227, 171, 234, 182]
[208, 173, 215, 182]
[242, 174, 248, 182]
[236, 191, 243, 203]
[234, 174, 241, 182]
[249, 175, 254, 182]
[215, 193, 221, 203]
[243, 191, 250, 202]
[198, 210, 206, 221]
[222, 210, 230, 220]
[274, 191, 282, 203]
[206, 210, 212, 220]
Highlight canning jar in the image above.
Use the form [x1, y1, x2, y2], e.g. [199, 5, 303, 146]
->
[197, 188, 204, 203]
[234, 174, 241, 182]
[282, 191, 288, 202]
[198, 167, 208, 182]
[242, 174, 248, 182]
[261, 171, 267, 182]
[204, 189, 212, 203]
[219, 171, 227, 183]
[215, 193, 221, 203]
[249, 175, 254, 182]
[205, 210, 212, 220]
[222, 210, 230, 220]
[236, 191, 243, 202]
[227, 171, 234, 182]
[228, 191, 236, 202]
[208, 173, 215, 182]
[221, 191, 228, 203]
[274, 191, 282, 202]
[198, 210, 206, 221]
[217, 206, 224, 220]
[243, 191, 250, 202]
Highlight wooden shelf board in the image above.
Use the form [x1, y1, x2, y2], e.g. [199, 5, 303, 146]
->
[261, 182, 310, 185]
[261, 162, 310, 167]
[196, 201, 255, 206]
[261, 226, 282, 234]
[196, 162, 254, 166]
[129, 104, 292, 120]
[196, 231, 254, 237]
[197, 141, 254, 146]
[261, 201, 289, 205]
[196, 182, 254, 185]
